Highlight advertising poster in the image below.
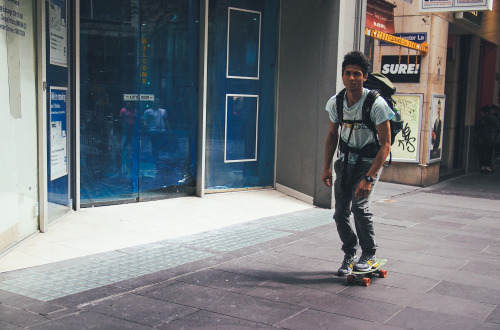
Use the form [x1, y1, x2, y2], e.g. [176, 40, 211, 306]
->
[366, 0, 396, 34]
[50, 87, 68, 180]
[392, 94, 423, 163]
[429, 94, 446, 163]
[49, 0, 67, 67]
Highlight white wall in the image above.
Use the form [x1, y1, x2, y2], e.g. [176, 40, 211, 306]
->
[0, 0, 38, 252]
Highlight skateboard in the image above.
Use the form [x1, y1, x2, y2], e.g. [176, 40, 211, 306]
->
[346, 258, 387, 287]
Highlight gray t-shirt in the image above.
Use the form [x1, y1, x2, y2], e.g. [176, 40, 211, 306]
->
[325, 88, 394, 163]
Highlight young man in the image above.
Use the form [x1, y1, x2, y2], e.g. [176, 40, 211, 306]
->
[322, 51, 394, 276]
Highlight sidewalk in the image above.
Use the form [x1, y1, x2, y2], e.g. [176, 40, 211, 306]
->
[0, 170, 499, 329]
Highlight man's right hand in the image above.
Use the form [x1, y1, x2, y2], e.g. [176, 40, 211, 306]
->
[322, 169, 333, 187]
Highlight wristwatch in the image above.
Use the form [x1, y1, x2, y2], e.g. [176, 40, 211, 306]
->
[364, 175, 374, 183]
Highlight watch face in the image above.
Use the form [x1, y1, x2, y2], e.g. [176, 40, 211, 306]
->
[365, 175, 373, 182]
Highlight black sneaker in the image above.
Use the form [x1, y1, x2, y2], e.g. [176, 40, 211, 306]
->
[354, 253, 378, 271]
[337, 254, 358, 276]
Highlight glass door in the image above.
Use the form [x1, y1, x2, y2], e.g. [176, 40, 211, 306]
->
[79, 0, 199, 206]
[46, 0, 72, 222]
[205, 0, 279, 191]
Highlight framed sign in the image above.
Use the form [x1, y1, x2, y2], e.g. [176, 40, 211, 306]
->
[419, 0, 493, 12]
[381, 55, 421, 83]
[49, 0, 68, 67]
[392, 94, 423, 163]
[429, 94, 446, 163]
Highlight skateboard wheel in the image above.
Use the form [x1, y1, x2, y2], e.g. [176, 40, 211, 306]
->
[361, 277, 370, 286]
[347, 275, 356, 284]
[379, 269, 387, 278]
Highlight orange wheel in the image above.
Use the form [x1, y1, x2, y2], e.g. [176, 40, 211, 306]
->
[379, 269, 388, 278]
[347, 275, 356, 284]
[361, 277, 370, 286]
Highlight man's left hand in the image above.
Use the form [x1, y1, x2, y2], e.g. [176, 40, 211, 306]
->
[355, 179, 372, 198]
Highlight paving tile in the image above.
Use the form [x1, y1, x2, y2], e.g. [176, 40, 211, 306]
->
[27, 311, 154, 329]
[139, 281, 305, 325]
[370, 271, 439, 293]
[342, 285, 496, 321]
[428, 280, 500, 305]
[160, 310, 273, 329]
[486, 306, 500, 324]
[386, 307, 499, 330]
[239, 250, 335, 272]
[381, 251, 466, 270]
[440, 232, 497, 248]
[214, 258, 345, 293]
[0, 303, 51, 328]
[388, 260, 500, 289]
[246, 281, 402, 323]
[458, 260, 500, 277]
[48, 285, 125, 308]
[86, 292, 197, 327]
[176, 268, 268, 293]
[275, 308, 402, 330]
[0, 290, 65, 315]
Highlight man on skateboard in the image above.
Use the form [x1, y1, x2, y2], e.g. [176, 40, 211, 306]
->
[322, 51, 394, 276]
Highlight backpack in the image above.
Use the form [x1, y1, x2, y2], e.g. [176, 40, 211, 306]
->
[335, 72, 403, 187]
[336, 72, 403, 147]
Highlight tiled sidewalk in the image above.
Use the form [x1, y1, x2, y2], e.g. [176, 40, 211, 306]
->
[1, 175, 500, 329]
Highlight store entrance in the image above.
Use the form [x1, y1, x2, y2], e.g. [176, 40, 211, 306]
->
[205, 0, 279, 191]
[79, 0, 200, 205]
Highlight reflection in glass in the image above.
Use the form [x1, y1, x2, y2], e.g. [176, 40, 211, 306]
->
[225, 95, 258, 162]
[79, 0, 199, 205]
[227, 8, 261, 79]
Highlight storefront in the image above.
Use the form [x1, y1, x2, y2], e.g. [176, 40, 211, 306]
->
[2, 0, 365, 253]
[366, 0, 499, 186]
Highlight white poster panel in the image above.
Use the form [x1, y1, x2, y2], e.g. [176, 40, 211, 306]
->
[50, 87, 68, 180]
[429, 94, 446, 163]
[392, 94, 423, 163]
[419, 0, 493, 12]
[49, 0, 67, 67]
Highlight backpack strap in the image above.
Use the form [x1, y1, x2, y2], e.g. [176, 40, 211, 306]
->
[336, 89, 346, 123]
[362, 90, 379, 138]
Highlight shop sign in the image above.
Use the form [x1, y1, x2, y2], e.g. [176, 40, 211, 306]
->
[381, 55, 421, 83]
[419, 0, 493, 12]
[380, 33, 427, 46]
[366, 28, 429, 54]
[123, 94, 155, 101]
[366, 0, 395, 34]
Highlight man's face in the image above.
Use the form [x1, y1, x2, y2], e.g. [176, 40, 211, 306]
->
[342, 65, 367, 92]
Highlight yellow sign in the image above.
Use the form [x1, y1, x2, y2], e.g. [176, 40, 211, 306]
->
[365, 28, 428, 54]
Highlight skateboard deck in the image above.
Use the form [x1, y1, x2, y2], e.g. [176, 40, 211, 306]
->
[346, 258, 387, 286]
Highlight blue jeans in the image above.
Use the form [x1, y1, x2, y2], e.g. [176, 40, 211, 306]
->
[333, 158, 380, 256]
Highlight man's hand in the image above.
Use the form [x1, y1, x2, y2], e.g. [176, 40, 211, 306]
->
[322, 169, 333, 187]
[355, 179, 372, 198]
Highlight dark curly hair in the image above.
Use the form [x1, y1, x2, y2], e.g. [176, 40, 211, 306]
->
[342, 51, 370, 75]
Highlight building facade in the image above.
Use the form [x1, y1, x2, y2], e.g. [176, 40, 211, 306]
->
[1, 0, 499, 254]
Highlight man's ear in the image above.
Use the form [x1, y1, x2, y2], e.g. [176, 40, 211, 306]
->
[363, 73, 368, 81]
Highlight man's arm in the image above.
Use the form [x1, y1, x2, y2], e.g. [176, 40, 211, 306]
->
[322, 121, 340, 187]
[355, 120, 390, 198]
